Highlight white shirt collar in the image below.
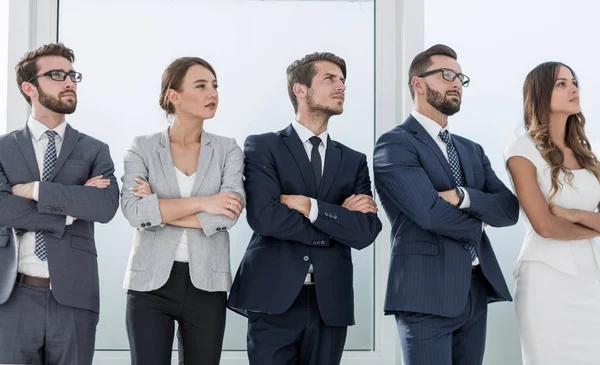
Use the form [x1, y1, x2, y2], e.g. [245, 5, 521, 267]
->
[411, 109, 450, 141]
[292, 119, 328, 148]
[27, 115, 67, 141]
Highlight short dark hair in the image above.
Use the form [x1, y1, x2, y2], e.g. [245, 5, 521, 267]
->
[286, 52, 346, 113]
[15, 43, 75, 105]
[408, 44, 457, 99]
[159, 57, 217, 115]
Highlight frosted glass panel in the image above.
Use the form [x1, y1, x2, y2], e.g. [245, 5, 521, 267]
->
[58, 0, 374, 352]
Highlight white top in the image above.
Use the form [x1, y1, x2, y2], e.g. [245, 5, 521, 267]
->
[504, 133, 600, 276]
[18, 116, 71, 278]
[174, 168, 196, 263]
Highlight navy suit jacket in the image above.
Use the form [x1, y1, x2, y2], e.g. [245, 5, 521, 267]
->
[228, 124, 382, 327]
[374, 115, 518, 317]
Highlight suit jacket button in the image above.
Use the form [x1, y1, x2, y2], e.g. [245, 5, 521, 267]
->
[303, 256, 309, 261]
[333, 215, 337, 219]
[46, 207, 51, 212]
[320, 240, 325, 244]
[216, 227, 221, 231]
[60, 208, 65, 213]
[146, 222, 151, 226]
[141, 223, 146, 227]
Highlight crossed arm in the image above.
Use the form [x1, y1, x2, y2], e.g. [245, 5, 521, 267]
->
[121, 136, 245, 235]
[244, 135, 381, 249]
[507, 156, 600, 239]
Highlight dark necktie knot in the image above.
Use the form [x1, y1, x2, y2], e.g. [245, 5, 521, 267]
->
[45, 130, 58, 141]
[309, 136, 321, 148]
[438, 130, 451, 144]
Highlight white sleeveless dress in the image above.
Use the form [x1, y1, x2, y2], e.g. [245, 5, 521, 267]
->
[504, 133, 600, 365]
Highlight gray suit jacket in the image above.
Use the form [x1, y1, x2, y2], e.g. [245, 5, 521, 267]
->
[0, 125, 120, 313]
[121, 129, 245, 292]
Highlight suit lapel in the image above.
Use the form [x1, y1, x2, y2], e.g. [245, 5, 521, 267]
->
[318, 136, 341, 200]
[280, 124, 318, 197]
[405, 116, 454, 184]
[190, 132, 213, 197]
[47, 124, 80, 182]
[14, 127, 40, 181]
[452, 137, 474, 187]
[158, 129, 181, 199]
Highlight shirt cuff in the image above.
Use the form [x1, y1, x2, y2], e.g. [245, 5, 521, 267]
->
[66, 216, 75, 225]
[308, 198, 319, 223]
[458, 187, 470, 209]
[33, 182, 40, 201]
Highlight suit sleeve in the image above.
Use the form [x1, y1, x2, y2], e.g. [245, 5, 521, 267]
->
[38, 143, 120, 224]
[244, 135, 331, 247]
[461, 144, 519, 227]
[373, 132, 483, 244]
[196, 138, 247, 237]
[312, 154, 382, 250]
[0, 160, 66, 238]
[120, 136, 163, 229]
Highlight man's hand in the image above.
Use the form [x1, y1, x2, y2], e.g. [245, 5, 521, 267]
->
[12, 182, 35, 200]
[438, 189, 460, 206]
[342, 194, 378, 214]
[280, 194, 311, 216]
[85, 175, 111, 189]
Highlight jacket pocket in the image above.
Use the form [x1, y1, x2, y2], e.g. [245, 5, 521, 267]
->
[0, 234, 9, 248]
[391, 241, 439, 256]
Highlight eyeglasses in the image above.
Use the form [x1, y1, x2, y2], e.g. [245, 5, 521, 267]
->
[27, 70, 83, 83]
[418, 68, 470, 87]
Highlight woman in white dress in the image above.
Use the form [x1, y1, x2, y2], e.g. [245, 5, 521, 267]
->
[505, 62, 600, 365]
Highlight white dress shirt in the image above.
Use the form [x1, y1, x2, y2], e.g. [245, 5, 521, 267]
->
[291, 120, 328, 275]
[291, 120, 327, 223]
[18, 116, 73, 278]
[411, 110, 480, 265]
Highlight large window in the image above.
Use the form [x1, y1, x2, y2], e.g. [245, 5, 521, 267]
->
[56, 0, 389, 363]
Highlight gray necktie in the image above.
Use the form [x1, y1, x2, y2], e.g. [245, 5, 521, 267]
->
[34, 130, 58, 261]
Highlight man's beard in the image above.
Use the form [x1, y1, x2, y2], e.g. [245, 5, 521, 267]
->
[426, 84, 460, 116]
[306, 89, 343, 118]
[38, 87, 77, 114]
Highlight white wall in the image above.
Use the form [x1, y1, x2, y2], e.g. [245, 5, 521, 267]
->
[424, 0, 600, 364]
[0, 0, 9, 133]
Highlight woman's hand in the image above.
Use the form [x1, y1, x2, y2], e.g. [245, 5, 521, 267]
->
[549, 204, 582, 223]
[132, 178, 153, 198]
[200, 192, 243, 220]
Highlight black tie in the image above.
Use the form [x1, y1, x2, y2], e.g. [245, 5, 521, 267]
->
[309, 136, 322, 189]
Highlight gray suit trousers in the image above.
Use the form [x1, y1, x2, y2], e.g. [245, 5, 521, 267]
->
[0, 279, 99, 365]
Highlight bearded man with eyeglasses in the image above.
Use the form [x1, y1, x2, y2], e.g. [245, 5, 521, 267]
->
[374, 44, 519, 365]
[0, 43, 119, 365]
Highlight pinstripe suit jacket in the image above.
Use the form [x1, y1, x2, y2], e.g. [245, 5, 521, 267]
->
[120, 129, 245, 293]
[374, 115, 517, 317]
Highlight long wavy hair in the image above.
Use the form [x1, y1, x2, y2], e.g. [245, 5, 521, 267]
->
[523, 62, 600, 202]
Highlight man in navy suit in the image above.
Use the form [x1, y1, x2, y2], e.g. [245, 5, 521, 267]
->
[373, 44, 519, 365]
[228, 52, 382, 365]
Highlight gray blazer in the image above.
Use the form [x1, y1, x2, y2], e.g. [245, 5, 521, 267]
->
[121, 129, 245, 293]
[0, 125, 120, 312]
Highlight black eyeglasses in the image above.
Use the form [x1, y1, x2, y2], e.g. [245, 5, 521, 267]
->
[419, 68, 470, 87]
[27, 70, 83, 83]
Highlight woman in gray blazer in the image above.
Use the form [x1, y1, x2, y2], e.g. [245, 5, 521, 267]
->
[120, 57, 245, 365]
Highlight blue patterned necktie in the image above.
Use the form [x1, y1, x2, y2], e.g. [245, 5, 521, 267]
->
[439, 130, 478, 262]
[34, 130, 58, 261]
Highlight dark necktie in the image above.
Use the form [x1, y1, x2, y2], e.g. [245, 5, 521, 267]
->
[438, 130, 478, 262]
[34, 130, 58, 261]
[309, 136, 322, 189]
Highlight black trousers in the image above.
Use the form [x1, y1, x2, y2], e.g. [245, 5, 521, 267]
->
[126, 262, 227, 365]
[247, 285, 348, 365]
